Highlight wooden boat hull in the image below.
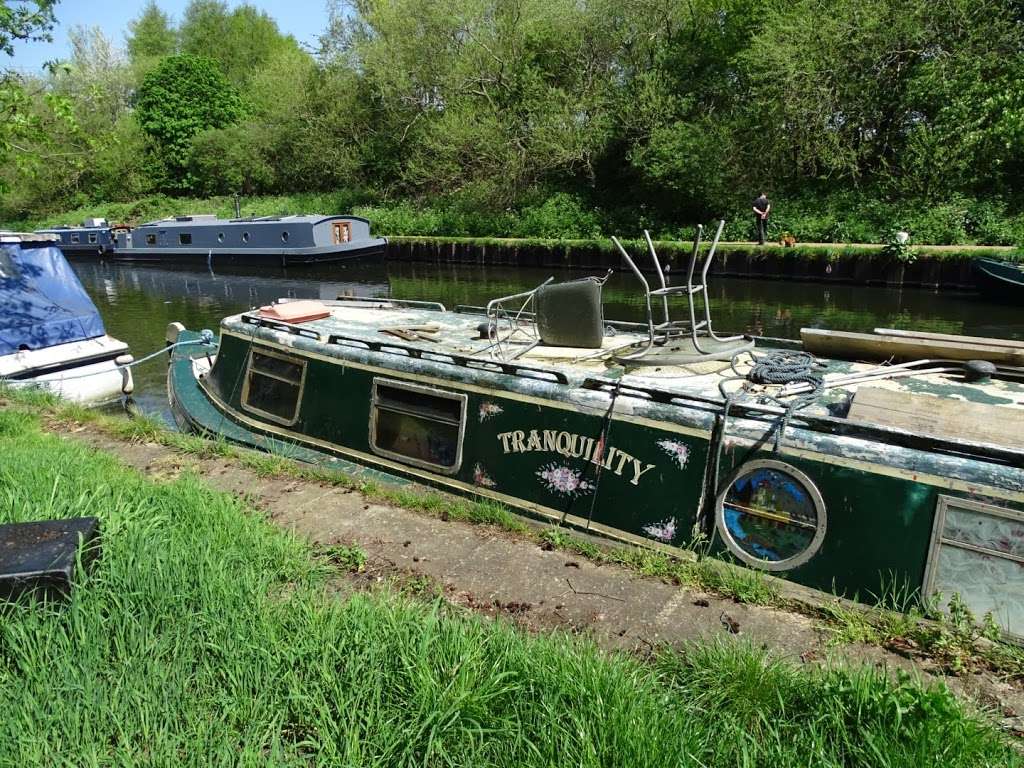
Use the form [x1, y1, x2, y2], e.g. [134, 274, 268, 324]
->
[167, 323, 1024, 635]
[973, 257, 1024, 301]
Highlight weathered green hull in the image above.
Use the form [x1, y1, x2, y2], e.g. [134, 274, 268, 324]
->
[169, 322, 1024, 636]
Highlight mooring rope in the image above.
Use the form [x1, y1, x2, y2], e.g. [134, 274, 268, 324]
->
[700, 350, 826, 538]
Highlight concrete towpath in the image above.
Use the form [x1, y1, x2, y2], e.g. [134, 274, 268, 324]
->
[59, 424, 1024, 736]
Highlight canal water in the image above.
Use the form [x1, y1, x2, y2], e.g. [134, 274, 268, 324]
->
[71, 260, 1023, 420]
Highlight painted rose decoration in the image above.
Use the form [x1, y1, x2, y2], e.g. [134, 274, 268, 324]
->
[657, 439, 690, 469]
[473, 463, 497, 488]
[642, 517, 678, 543]
[478, 402, 503, 422]
[537, 463, 594, 497]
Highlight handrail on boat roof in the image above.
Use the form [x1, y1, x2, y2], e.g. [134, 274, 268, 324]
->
[325, 332, 569, 384]
[332, 295, 447, 312]
[236, 314, 568, 385]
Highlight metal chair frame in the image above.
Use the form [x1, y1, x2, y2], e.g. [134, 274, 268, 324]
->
[610, 220, 746, 361]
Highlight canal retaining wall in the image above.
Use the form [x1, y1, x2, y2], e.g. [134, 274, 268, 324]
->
[385, 237, 1018, 289]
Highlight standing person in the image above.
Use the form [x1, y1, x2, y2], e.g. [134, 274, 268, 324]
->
[752, 192, 771, 245]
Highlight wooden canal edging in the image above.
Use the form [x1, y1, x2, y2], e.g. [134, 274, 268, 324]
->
[385, 236, 1018, 290]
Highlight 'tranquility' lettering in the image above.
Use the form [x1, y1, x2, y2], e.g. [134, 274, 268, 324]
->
[497, 429, 657, 486]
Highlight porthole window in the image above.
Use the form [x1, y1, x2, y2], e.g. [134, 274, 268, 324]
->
[281, 231, 289, 242]
[217, 232, 224, 242]
[715, 459, 826, 571]
[242, 232, 250, 243]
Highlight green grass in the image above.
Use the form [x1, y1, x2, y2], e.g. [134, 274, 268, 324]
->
[7, 386, 1024, 681]
[0, 408, 1019, 765]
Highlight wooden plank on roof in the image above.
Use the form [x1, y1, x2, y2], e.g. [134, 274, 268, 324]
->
[847, 386, 1024, 449]
[801, 328, 1024, 365]
[873, 328, 1024, 350]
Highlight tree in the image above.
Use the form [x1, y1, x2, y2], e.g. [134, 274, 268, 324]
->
[135, 54, 244, 189]
[125, 1, 177, 62]
[0, 0, 55, 56]
[179, 0, 301, 86]
[1, 0, 60, 193]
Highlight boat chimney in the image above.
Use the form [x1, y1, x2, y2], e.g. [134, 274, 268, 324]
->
[233, 193, 241, 219]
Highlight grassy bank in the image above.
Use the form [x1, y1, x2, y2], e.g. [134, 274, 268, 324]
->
[0, 406, 1020, 765]
[3, 194, 1021, 259]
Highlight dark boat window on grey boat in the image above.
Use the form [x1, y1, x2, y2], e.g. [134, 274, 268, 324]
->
[715, 459, 826, 571]
[71, 233, 80, 243]
[179, 233, 192, 245]
[281, 231, 289, 242]
[88, 233, 97, 243]
[370, 378, 467, 473]
[241, 348, 307, 425]
[145, 234, 156, 245]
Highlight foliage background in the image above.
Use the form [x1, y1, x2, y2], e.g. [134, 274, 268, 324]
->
[3, 0, 1024, 244]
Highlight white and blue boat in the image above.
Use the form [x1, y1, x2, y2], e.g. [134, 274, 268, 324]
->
[0, 232, 133, 404]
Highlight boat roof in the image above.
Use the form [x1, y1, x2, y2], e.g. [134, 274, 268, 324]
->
[223, 300, 1024, 453]
[137, 214, 370, 228]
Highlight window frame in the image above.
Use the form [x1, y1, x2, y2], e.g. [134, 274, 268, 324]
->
[922, 495, 1024, 642]
[179, 232, 192, 245]
[145, 233, 157, 246]
[70, 233, 80, 243]
[369, 377, 468, 475]
[240, 346, 308, 427]
[88, 233, 98, 244]
[714, 458, 827, 572]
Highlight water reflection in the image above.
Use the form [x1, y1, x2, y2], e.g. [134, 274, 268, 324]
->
[71, 260, 1023, 419]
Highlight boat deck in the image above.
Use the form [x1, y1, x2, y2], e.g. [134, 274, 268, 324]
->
[224, 300, 1024, 449]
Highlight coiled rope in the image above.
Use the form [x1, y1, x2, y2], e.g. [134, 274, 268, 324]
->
[699, 350, 826, 537]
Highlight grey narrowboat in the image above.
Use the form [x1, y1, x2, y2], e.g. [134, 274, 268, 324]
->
[35, 219, 115, 258]
[113, 214, 386, 266]
[167, 223, 1024, 641]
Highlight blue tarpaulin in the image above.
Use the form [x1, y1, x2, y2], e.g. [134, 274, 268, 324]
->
[0, 242, 106, 356]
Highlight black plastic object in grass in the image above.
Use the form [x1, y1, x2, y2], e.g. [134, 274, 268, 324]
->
[0, 517, 101, 602]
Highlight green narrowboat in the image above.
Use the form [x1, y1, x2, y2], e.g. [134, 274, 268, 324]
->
[167, 230, 1024, 640]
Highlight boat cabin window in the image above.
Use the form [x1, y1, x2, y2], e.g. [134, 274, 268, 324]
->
[715, 459, 826, 571]
[242, 232, 250, 243]
[241, 348, 307, 426]
[145, 234, 157, 245]
[924, 496, 1024, 641]
[370, 378, 466, 474]
[179, 233, 192, 245]
[88, 233, 98, 244]
[332, 222, 351, 244]
[71, 233, 80, 243]
[281, 231, 289, 242]
[217, 232, 224, 242]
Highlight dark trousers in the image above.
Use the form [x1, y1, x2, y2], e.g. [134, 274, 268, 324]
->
[755, 216, 767, 244]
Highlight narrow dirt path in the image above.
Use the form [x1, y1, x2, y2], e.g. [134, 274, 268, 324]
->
[58, 425, 1024, 735]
